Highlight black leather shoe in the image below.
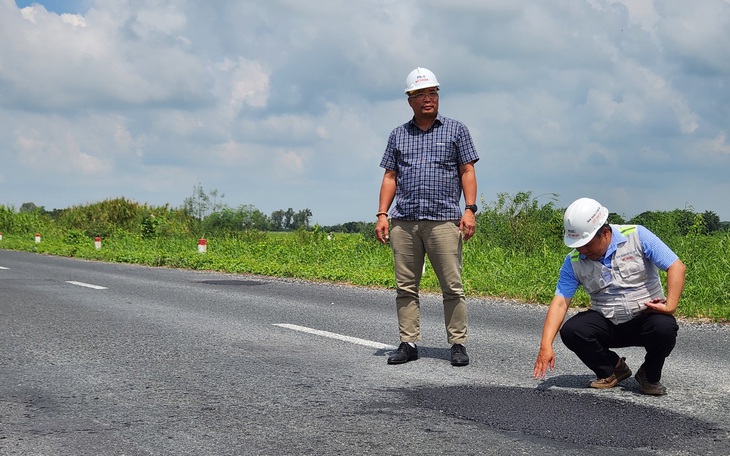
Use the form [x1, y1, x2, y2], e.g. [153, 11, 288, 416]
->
[450, 344, 469, 366]
[387, 342, 419, 364]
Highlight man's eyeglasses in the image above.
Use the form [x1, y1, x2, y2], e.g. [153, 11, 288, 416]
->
[408, 90, 439, 100]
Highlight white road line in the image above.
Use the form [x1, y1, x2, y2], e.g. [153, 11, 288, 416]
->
[274, 323, 396, 350]
[0, 266, 9, 270]
[65, 281, 108, 290]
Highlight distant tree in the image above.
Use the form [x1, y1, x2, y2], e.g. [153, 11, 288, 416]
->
[628, 211, 658, 228]
[269, 210, 285, 231]
[342, 221, 360, 233]
[182, 182, 226, 221]
[20, 202, 44, 213]
[183, 183, 208, 221]
[46, 208, 64, 219]
[701, 210, 721, 233]
[203, 208, 243, 234]
[204, 205, 271, 233]
[328, 221, 377, 237]
[268, 208, 313, 231]
[283, 208, 295, 230]
[241, 205, 271, 231]
[629, 208, 696, 238]
[290, 208, 313, 230]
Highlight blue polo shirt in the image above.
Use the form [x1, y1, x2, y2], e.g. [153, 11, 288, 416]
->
[380, 114, 479, 221]
[556, 225, 679, 298]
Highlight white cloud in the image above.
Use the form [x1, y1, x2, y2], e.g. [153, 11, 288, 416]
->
[213, 57, 270, 114]
[656, 0, 730, 74]
[697, 133, 730, 157]
[15, 126, 109, 174]
[59, 13, 86, 27]
[278, 150, 305, 173]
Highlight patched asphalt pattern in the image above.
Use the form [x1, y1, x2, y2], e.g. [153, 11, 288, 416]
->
[407, 385, 725, 451]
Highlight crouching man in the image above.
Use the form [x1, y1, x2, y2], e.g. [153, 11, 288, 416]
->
[533, 198, 686, 395]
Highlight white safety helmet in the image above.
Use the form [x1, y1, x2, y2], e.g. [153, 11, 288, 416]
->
[405, 67, 440, 94]
[563, 197, 609, 248]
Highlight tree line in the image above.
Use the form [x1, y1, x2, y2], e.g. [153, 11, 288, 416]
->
[1, 188, 727, 242]
[1, 184, 315, 239]
[181, 183, 313, 232]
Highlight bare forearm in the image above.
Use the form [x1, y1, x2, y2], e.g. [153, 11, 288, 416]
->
[375, 170, 397, 244]
[664, 259, 686, 313]
[459, 162, 477, 205]
[378, 171, 396, 213]
[534, 295, 570, 379]
[540, 296, 570, 348]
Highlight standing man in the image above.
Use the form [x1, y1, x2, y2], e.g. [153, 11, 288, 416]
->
[376, 67, 479, 367]
[533, 198, 686, 395]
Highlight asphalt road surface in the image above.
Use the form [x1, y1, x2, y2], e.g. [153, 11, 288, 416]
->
[1, 250, 728, 455]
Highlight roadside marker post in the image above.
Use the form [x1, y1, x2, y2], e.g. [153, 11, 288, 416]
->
[35, 233, 41, 243]
[198, 238, 207, 253]
[95, 236, 102, 250]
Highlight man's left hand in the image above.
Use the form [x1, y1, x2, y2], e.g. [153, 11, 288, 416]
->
[644, 298, 671, 313]
[460, 211, 476, 241]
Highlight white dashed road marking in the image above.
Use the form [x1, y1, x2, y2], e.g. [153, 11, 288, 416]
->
[66, 281, 108, 290]
[274, 323, 396, 350]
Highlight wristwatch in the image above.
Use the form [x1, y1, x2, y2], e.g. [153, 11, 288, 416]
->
[465, 204, 478, 213]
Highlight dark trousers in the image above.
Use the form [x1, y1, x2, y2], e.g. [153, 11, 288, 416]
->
[560, 310, 678, 382]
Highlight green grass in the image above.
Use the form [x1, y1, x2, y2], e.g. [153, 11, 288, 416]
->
[1, 229, 728, 322]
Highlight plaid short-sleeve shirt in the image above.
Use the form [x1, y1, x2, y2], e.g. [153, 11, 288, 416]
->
[380, 114, 479, 220]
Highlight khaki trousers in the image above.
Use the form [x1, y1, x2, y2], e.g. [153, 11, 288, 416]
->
[390, 219, 467, 345]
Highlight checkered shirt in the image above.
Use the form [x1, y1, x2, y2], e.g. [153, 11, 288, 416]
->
[380, 114, 479, 220]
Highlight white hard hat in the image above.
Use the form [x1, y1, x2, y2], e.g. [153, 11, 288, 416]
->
[563, 197, 609, 248]
[405, 67, 440, 94]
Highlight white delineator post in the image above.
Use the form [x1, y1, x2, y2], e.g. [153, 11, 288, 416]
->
[95, 236, 102, 250]
[198, 238, 207, 253]
[35, 233, 41, 243]
[0, 232, 3, 241]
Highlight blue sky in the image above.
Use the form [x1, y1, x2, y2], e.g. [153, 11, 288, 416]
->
[14, 0, 85, 13]
[2, 0, 729, 225]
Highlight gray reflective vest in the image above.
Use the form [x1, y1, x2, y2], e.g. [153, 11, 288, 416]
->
[570, 225, 665, 325]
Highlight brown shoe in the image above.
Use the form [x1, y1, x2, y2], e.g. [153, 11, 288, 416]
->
[590, 357, 632, 389]
[635, 365, 667, 396]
